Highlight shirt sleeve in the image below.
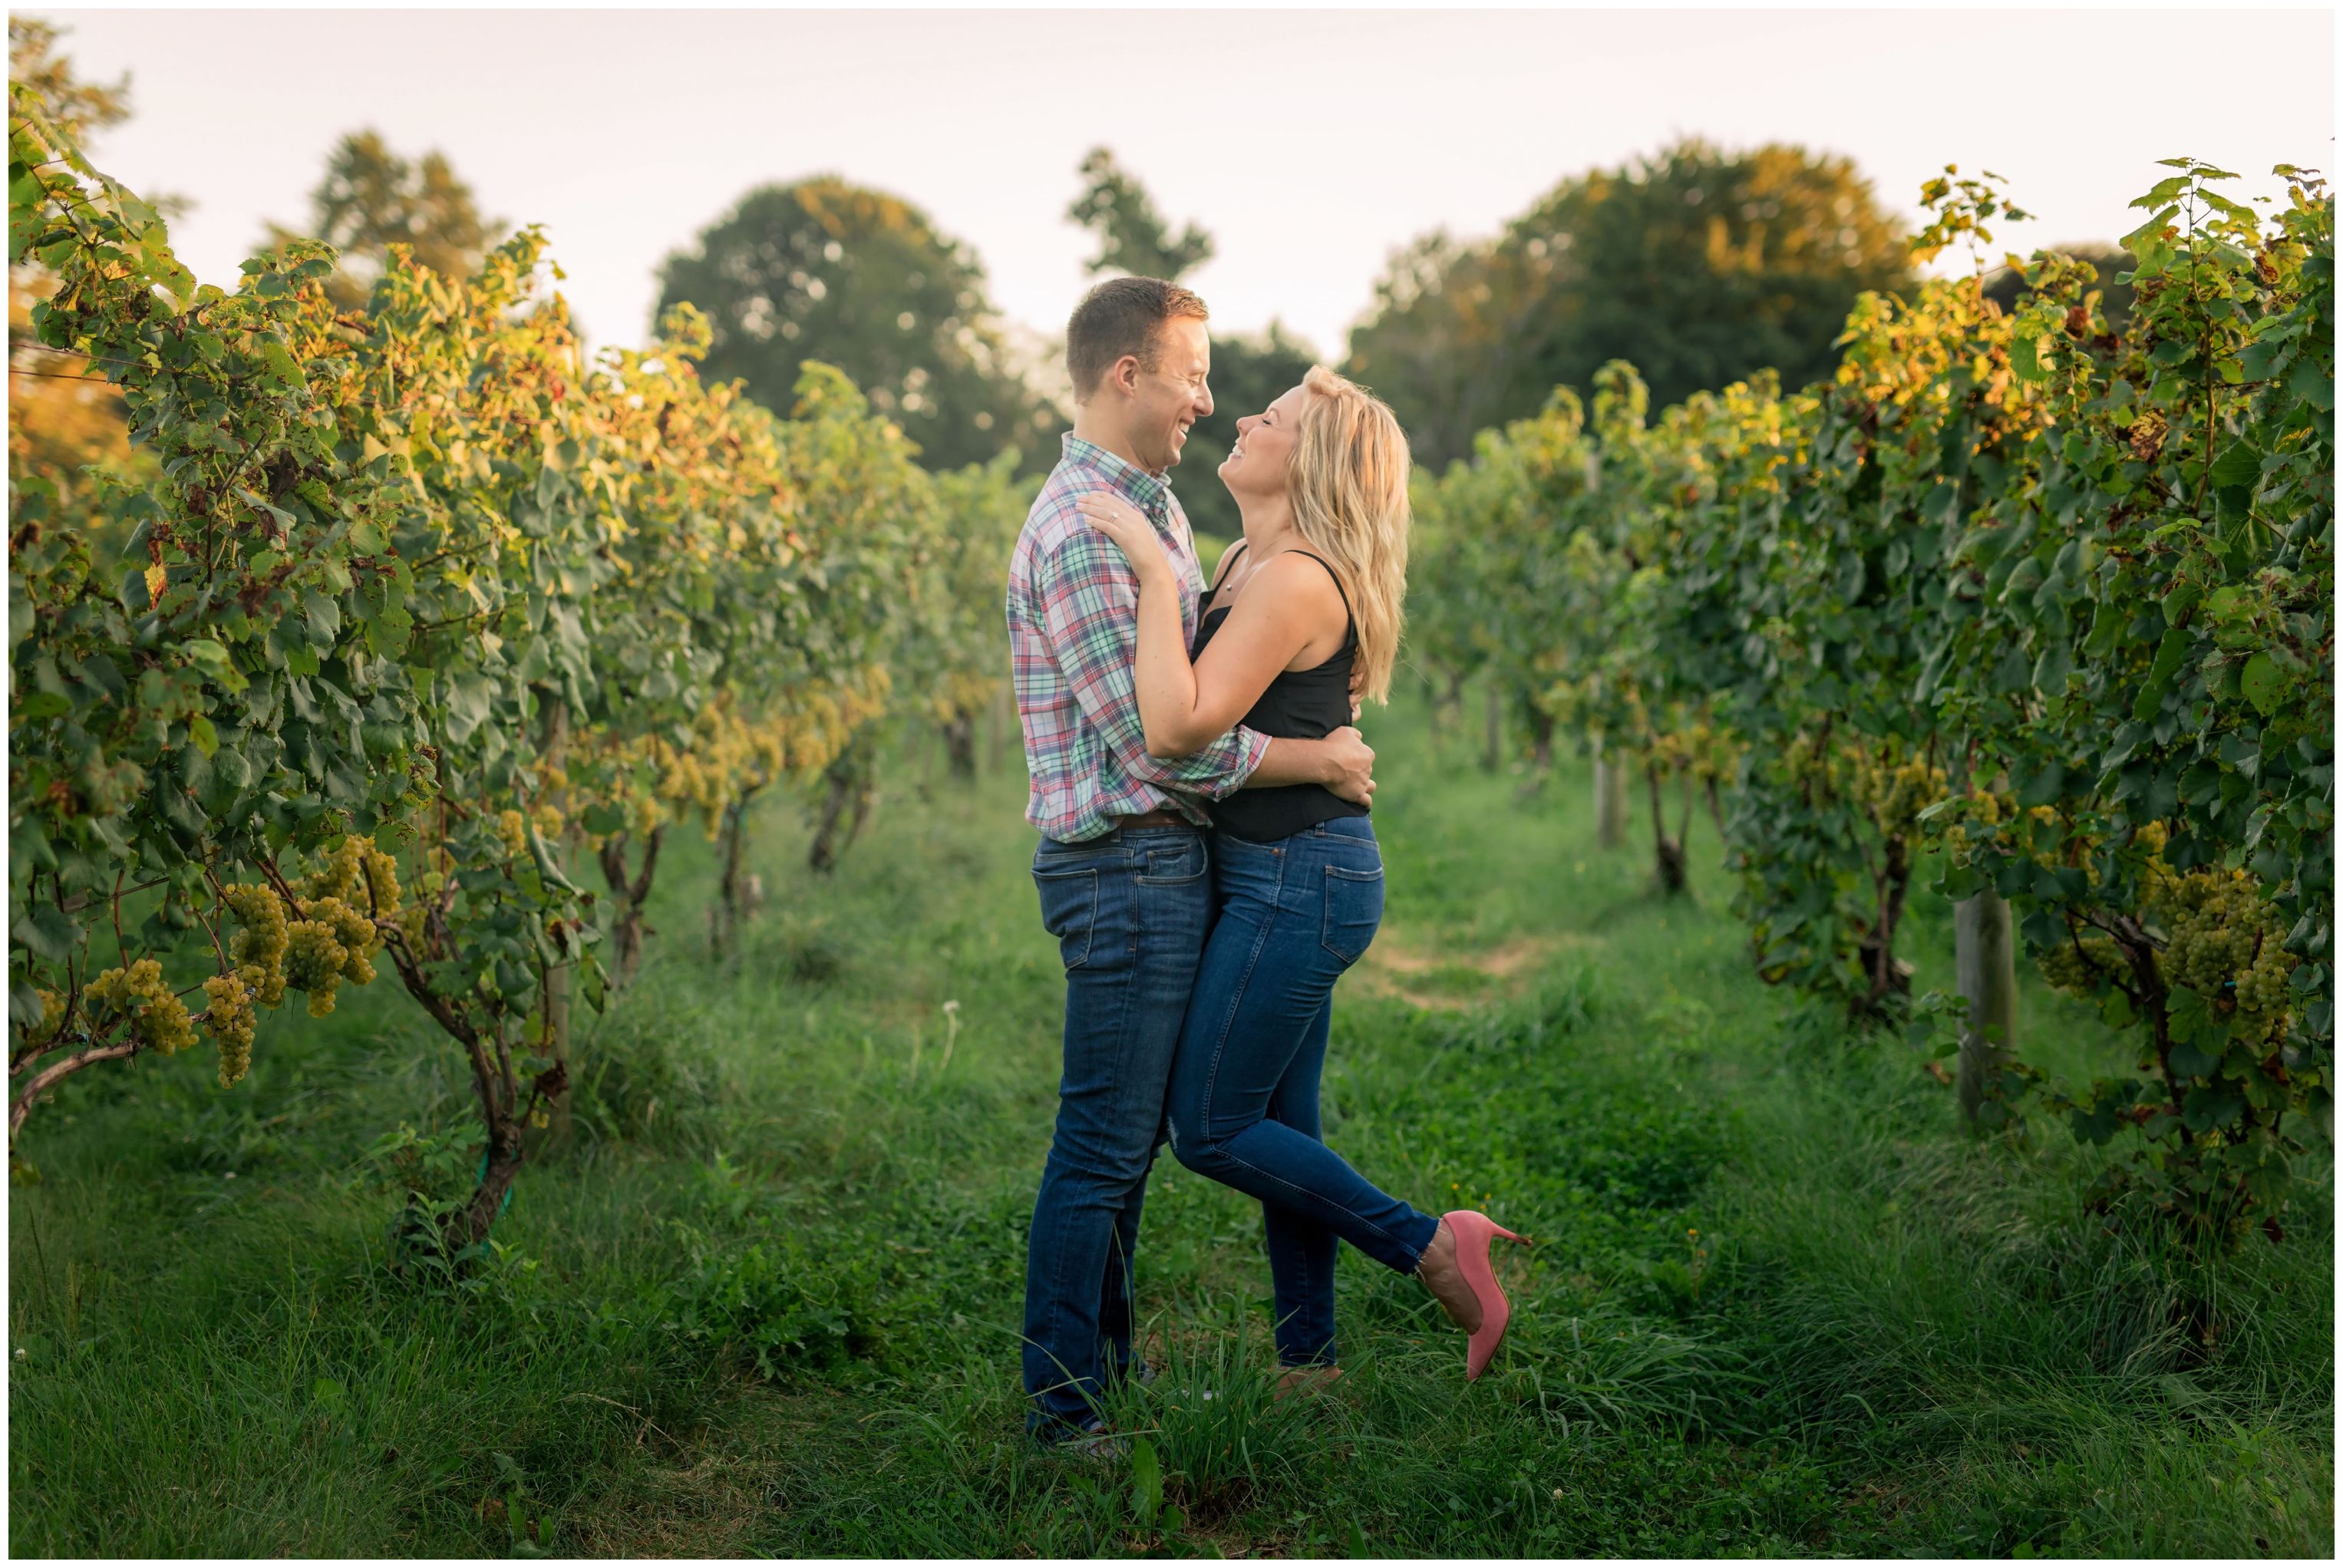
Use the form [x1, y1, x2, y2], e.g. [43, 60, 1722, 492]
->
[1036, 524, 1270, 799]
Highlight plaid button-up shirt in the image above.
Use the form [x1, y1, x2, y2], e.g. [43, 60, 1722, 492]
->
[1008, 434, 1270, 842]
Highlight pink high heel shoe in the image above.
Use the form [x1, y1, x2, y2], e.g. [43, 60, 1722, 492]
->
[1443, 1210, 1527, 1381]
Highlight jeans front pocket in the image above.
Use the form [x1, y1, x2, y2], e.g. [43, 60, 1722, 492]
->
[1135, 837, 1207, 886]
[1035, 867, 1098, 970]
[1320, 863, 1384, 965]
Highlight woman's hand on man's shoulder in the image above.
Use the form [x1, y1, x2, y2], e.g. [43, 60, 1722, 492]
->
[1074, 491, 1173, 583]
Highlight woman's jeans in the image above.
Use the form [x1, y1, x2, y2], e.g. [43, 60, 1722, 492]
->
[1167, 817, 1440, 1368]
[1023, 824, 1213, 1436]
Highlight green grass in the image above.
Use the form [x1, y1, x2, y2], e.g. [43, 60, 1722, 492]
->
[10, 690, 2332, 1556]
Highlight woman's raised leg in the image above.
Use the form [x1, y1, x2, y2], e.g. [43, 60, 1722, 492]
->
[1166, 826, 1439, 1278]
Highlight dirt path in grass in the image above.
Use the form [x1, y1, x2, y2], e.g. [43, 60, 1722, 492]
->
[1351, 931, 1598, 1011]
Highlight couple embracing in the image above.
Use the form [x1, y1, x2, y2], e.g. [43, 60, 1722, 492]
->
[1005, 276, 1523, 1446]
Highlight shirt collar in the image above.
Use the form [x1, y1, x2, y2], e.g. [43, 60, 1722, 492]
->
[1062, 433, 1173, 521]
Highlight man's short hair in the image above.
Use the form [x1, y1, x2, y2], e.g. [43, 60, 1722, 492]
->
[1065, 276, 1209, 404]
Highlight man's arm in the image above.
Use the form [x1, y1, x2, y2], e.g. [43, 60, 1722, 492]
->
[1251, 728, 1377, 807]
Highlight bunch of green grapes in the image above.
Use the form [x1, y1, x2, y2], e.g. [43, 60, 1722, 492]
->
[84, 959, 196, 1055]
[2148, 861, 2296, 1044]
[304, 896, 381, 987]
[1935, 782, 2016, 867]
[1781, 729, 1850, 797]
[496, 809, 529, 859]
[2037, 929, 2126, 999]
[1852, 748, 1949, 838]
[282, 919, 351, 1018]
[398, 866, 447, 953]
[653, 731, 731, 835]
[2234, 943, 2297, 1025]
[223, 883, 290, 1006]
[21, 988, 69, 1052]
[200, 969, 257, 1088]
[1685, 721, 1742, 786]
[563, 736, 664, 854]
[1646, 717, 1737, 784]
[309, 834, 403, 916]
[2013, 804, 2102, 886]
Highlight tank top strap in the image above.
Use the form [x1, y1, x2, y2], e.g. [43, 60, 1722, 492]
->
[1289, 551, 1357, 649]
[1200, 540, 1249, 614]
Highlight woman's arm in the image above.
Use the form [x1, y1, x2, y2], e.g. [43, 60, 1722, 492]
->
[1077, 495, 1340, 758]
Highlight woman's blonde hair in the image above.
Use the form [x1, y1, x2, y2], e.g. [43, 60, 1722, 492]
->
[1287, 365, 1411, 703]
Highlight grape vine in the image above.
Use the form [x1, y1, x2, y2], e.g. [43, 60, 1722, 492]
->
[1421, 158, 2332, 1243]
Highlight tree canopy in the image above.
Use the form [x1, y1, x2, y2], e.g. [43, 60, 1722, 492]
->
[1068, 146, 1215, 282]
[1173, 321, 1318, 553]
[8, 16, 136, 476]
[1062, 147, 1317, 546]
[1347, 138, 1916, 470]
[653, 177, 1059, 474]
[264, 130, 503, 312]
[8, 16, 127, 142]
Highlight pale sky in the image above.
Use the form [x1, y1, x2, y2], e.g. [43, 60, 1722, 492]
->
[35, 5, 2338, 365]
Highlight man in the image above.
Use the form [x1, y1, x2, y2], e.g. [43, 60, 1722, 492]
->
[1006, 276, 1375, 1442]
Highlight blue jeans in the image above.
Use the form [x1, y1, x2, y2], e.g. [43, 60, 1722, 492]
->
[1022, 824, 1213, 1434]
[1167, 817, 1440, 1368]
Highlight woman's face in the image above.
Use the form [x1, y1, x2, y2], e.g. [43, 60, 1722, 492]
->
[1219, 384, 1309, 502]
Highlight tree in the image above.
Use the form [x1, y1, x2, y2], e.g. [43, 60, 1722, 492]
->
[1347, 139, 1915, 470]
[653, 177, 1058, 474]
[1177, 322, 1319, 550]
[8, 16, 126, 142]
[8, 17, 136, 480]
[7, 269, 129, 480]
[264, 130, 502, 311]
[1068, 145, 1214, 282]
[1061, 147, 1315, 546]
[1344, 230, 1539, 479]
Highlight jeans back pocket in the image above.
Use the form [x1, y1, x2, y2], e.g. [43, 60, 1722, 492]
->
[1320, 863, 1384, 965]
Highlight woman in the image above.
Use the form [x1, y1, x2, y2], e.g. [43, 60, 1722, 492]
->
[1076, 366, 1524, 1387]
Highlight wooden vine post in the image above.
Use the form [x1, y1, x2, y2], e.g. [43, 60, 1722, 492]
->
[1954, 889, 2018, 1127]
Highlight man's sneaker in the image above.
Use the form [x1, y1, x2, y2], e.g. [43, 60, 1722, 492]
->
[1066, 1420, 1127, 1463]
[1274, 1364, 1345, 1402]
[1101, 1356, 1157, 1390]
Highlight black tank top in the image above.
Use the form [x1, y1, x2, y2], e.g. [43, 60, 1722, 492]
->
[1191, 545, 1370, 843]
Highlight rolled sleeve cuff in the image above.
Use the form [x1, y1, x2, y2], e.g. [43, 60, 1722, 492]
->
[1198, 725, 1273, 801]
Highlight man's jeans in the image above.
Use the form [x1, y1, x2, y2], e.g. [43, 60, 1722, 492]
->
[1023, 824, 1212, 1435]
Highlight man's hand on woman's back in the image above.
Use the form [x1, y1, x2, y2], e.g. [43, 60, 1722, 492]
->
[1245, 728, 1376, 805]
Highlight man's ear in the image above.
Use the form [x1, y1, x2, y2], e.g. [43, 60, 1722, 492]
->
[1104, 353, 1142, 400]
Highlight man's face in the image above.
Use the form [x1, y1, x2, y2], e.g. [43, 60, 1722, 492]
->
[1124, 316, 1213, 475]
